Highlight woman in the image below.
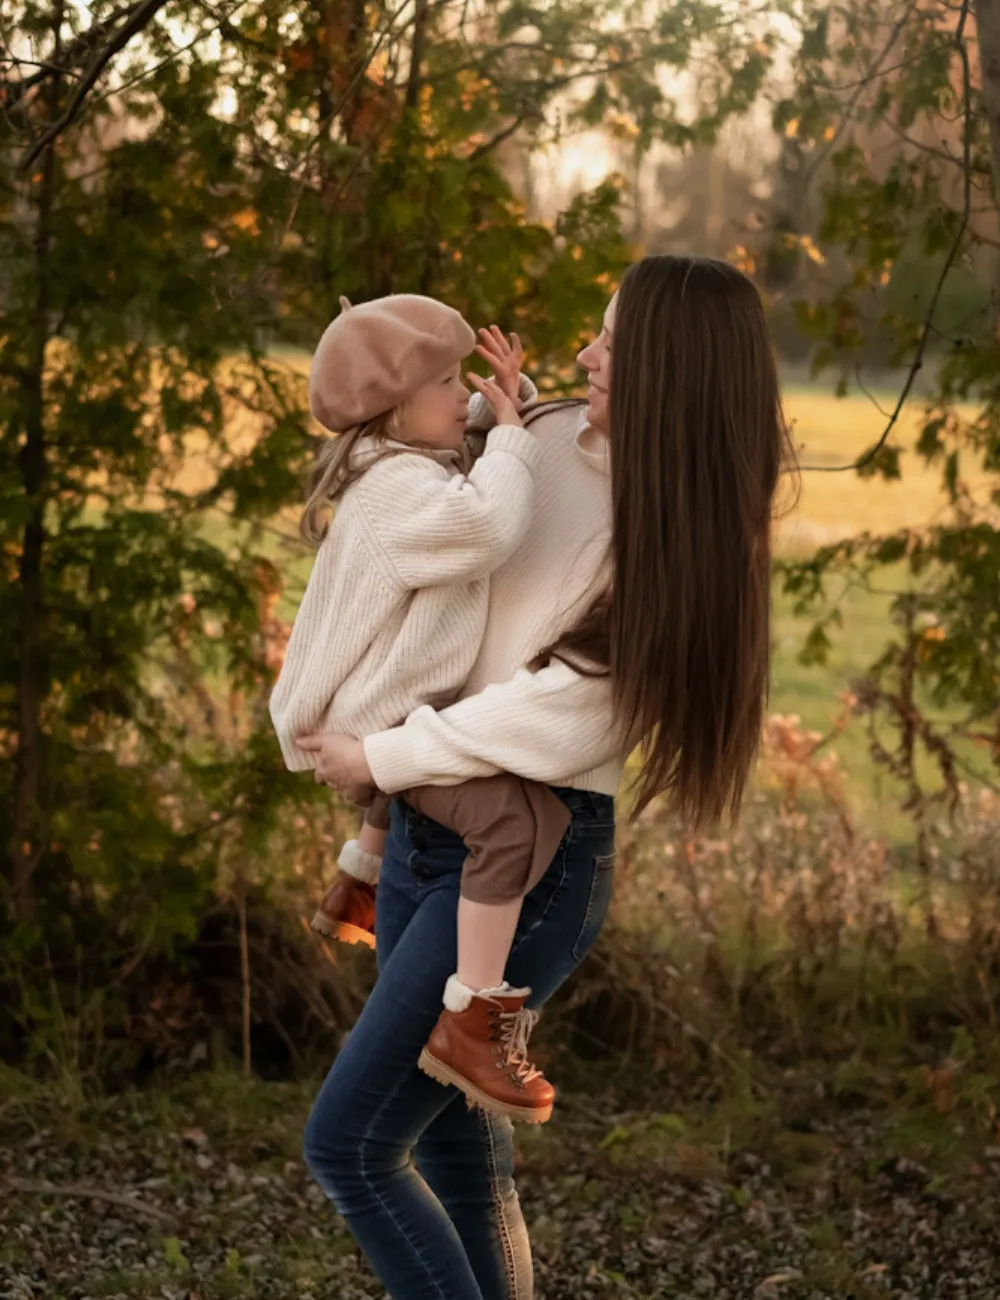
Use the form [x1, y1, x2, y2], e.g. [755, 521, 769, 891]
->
[296, 255, 794, 1299]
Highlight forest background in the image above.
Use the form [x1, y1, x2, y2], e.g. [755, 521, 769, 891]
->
[3, 2, 1000, 1295]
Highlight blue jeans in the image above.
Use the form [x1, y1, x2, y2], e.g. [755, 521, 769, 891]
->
[304, 786, 616, 1300]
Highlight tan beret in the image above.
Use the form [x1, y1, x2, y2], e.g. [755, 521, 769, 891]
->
[309, 294, 476, 431]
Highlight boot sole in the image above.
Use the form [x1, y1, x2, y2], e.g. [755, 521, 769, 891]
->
[310, 912, 376, 949]
[418, 1049, 553, 1124]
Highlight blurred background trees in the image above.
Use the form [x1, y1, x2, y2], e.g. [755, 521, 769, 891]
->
[2, 0, 999, 1086]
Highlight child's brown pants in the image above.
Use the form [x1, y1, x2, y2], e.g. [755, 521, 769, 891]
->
[364, 776, 571, 903]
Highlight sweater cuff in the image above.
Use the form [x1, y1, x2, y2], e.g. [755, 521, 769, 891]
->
[517, 373, 539, 404]
[483, 423, 541, 473]
[364, 723, 438, 795]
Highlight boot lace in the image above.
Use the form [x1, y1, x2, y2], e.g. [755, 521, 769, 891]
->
[496, 1007, 542, 1086]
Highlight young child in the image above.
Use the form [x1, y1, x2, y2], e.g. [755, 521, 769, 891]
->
[270, 294, 570, 1123]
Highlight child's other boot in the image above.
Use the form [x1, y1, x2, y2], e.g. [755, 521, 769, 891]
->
[310, 841, 380, 948]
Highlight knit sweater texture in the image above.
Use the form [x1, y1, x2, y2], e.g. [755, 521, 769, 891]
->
[269, 419, 541, 771]
[363, 403, 625, 798]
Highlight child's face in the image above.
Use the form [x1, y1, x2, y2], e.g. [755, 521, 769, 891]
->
[399, 363, 471, 450]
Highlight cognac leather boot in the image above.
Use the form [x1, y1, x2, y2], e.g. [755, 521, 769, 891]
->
[310, 841, 379, 948]
[419, 979, 555, 1124]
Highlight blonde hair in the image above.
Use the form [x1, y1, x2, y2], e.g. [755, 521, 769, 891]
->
[300, 408, 403, 543]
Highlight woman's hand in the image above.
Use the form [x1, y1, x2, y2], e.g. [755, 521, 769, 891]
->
[468, 372, 524, 429]
[296, 733, 376, 805]
[475, 326, 524, 407]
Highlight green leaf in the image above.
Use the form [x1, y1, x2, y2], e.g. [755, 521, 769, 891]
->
[599, 1124, 633, 1150]
[799, 622, 833, 667]
[856, 443, 902, 481]
[651, 1112, 688, 1136]
[163, 1237, 190, 1272]
[916, 418, 945, 461]
[801, 13, 829, 61]
[874, 536, 908, 565]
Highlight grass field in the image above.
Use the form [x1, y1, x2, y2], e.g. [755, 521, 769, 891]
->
[767, 386, 995, 835]
[776, 385, 988, 547]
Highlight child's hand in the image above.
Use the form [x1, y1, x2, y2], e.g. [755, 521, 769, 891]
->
[296, 732, 375, 804]
[475, 326, 524, 407]
[468, 373, 524, 428]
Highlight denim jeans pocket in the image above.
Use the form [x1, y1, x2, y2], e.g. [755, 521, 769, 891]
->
[553, 787, 615, 835]
[404, 806, 466, 885]
[570, 851, 616, 961]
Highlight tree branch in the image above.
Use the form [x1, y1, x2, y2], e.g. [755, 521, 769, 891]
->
[20, 0, 170, 168]
[802, 0, 974, 474]
[4, 1178, 176, 1225]
[880, 113, 964, 167]
[800, 0, 922, 192]
[1, 1, 139, 106]
[0, 55, 78, 77]
[820, 44, 952, 93]
[466, 111, 535, 161]
[81, 0, 254, 112]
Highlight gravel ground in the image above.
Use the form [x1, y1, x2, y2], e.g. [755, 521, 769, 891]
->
[2, 1067, 999, 1300]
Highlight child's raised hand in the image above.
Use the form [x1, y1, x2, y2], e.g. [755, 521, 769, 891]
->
[468, 373, 525, 428]
[475, 326, 524, 407]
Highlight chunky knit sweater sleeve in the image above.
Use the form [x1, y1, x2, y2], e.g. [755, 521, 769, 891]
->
[363, 660, 622, 792]
[269, 422, 540, 771]
[357, 424, 540, 588]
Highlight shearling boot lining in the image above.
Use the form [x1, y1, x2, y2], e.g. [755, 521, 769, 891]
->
[443, 975, 536, 1012]
[443, 975, 479, 1012]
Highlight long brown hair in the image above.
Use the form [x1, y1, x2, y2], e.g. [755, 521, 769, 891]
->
[551, 255, 797, 827]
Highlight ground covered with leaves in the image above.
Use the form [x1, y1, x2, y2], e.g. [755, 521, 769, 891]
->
[3, 1057, 1000, 1300]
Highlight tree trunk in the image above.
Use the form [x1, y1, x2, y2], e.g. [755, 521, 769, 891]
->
[405, 0, 429, 112]
[973, 0, 1000, 325]
[317, 0, 369, 312]
[11, 2, 61, 917]
[339, 0, 369, 146]
[236, 883, 252, 1079]
[317, 2, 336, 312]
[409, 0, 437, 293]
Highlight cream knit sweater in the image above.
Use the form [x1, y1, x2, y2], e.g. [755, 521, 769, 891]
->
[269, 420, 541, 771]
[363, 403, 626, 798]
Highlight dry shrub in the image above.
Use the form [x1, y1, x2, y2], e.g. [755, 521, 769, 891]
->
[555, 715, 1000, 1083]
[14, 709, 1000, 1091]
